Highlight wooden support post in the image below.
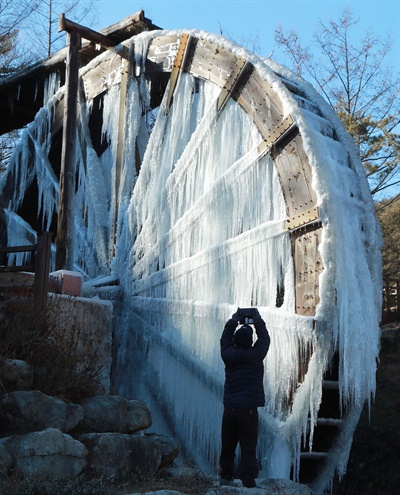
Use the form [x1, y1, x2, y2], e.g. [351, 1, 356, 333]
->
[33, 232, 53, 310]
[111, 58, 130, 254]
[165, 33, 192, 112]
[56, 31, 81, 270]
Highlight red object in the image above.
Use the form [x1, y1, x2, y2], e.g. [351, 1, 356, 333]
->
[51, 270, 82, 297]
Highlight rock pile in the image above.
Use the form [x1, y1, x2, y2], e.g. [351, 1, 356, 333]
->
[0, 359, 179, 481]
[0, 359, 313, 494]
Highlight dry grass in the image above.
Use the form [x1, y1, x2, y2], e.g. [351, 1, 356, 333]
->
[0, 295, 103, 401]
[0, 470, 215, 495]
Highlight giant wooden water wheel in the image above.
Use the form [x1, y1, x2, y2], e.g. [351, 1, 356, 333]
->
[0, 17, 381, 494]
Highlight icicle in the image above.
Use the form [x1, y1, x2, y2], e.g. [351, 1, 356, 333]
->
[43, 72, 60, 104]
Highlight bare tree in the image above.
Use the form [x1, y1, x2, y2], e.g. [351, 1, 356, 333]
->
[0, 1, 98, 174]
[24, 0, 98, 58]
[0, 1, 41, 173]
[0, 0, 39, 35]
[0, 0, 39, 75]
[275, 9, 400, 199]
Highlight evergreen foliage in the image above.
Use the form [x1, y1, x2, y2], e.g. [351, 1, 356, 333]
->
[376, 197, 400, 280]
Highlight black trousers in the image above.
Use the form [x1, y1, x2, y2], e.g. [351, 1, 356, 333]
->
[219, 407, 259, 483]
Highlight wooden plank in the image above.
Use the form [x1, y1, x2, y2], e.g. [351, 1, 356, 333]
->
[148, 34, 180, 50]
[81, 54, 124, 100]
[237, 71, 284, 125]
[187, 39, 239, 88]
[191, 39, 239, 73]
[0, 265, 35, 273]
[285, 206, 320, 231]
[237, 85, 281, 132]
[187, 63, 227, 87]
[256, 115, 295, 155]
[273, 133, 317, 218]
[217, 58, 248, 112]
[147, 35, 180, 72]
[252, 71, 285, 115]
[293, 225, 323, 316]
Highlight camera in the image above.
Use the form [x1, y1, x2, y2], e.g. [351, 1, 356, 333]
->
[238, 307, 257, 324]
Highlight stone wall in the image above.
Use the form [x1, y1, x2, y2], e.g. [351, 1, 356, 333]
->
[46, 293, 113, 394]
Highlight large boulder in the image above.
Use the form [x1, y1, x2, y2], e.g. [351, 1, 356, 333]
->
[0, 428, 87, 479]
[0, 390, 84, 434]
[257, 479, 314, 494]
[133, 485, 313, 495]
[204, 479, 314, 494]
[0, 442, 12, 475]
[162, 466, 200, 479]
[0, 359, 32, 391]
[76, 432, 162, 480]
[146, 433, 180, 468]
[77, 395, 152, 433]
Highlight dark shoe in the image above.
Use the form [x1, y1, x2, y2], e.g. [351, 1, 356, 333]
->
[242, 479, 256, 488]
[220, 477, 234, 486]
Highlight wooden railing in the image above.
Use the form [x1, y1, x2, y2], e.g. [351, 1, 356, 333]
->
[382, 278, 400, 324]
[0, 232, 53, 310]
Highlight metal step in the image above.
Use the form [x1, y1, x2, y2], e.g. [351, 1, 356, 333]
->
[316, 418, 343, 427]
[300, 451, 329, 460]
[322, 380, 339, 389]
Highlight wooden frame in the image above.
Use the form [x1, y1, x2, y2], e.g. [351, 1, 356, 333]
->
[0, 232, 53, 309]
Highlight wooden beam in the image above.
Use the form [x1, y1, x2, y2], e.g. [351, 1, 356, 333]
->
[0, 245, 35, 253]
[111, 58, 130, 253]
[99, 10, 161, 40]
[217, 58, 250, 112]
[33, 232, 53, 310]
[284, 206, 320, 231]
[165, 33, 192, 112]
[0, 265, 35, 273]
[0, 272, 35, 287]
[56, 31, 81, 270]
[293, 225, 323, 316]
[59, 14, 118, 48]
[256, 115, 296, 156]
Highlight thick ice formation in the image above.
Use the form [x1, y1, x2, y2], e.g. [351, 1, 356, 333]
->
[0, 30, 382, 493]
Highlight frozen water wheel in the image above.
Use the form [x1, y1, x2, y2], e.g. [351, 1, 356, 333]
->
[0, 28, 381, 495]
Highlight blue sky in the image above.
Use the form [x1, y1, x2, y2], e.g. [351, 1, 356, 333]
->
[94, 0, 400, 72]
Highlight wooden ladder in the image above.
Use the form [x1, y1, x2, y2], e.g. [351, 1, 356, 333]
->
[298, 353, 342, 485]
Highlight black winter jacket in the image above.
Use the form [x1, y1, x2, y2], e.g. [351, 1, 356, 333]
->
[220, 317, 270, 408]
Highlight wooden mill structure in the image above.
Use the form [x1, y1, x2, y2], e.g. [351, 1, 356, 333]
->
[0, 11, 381, 494]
